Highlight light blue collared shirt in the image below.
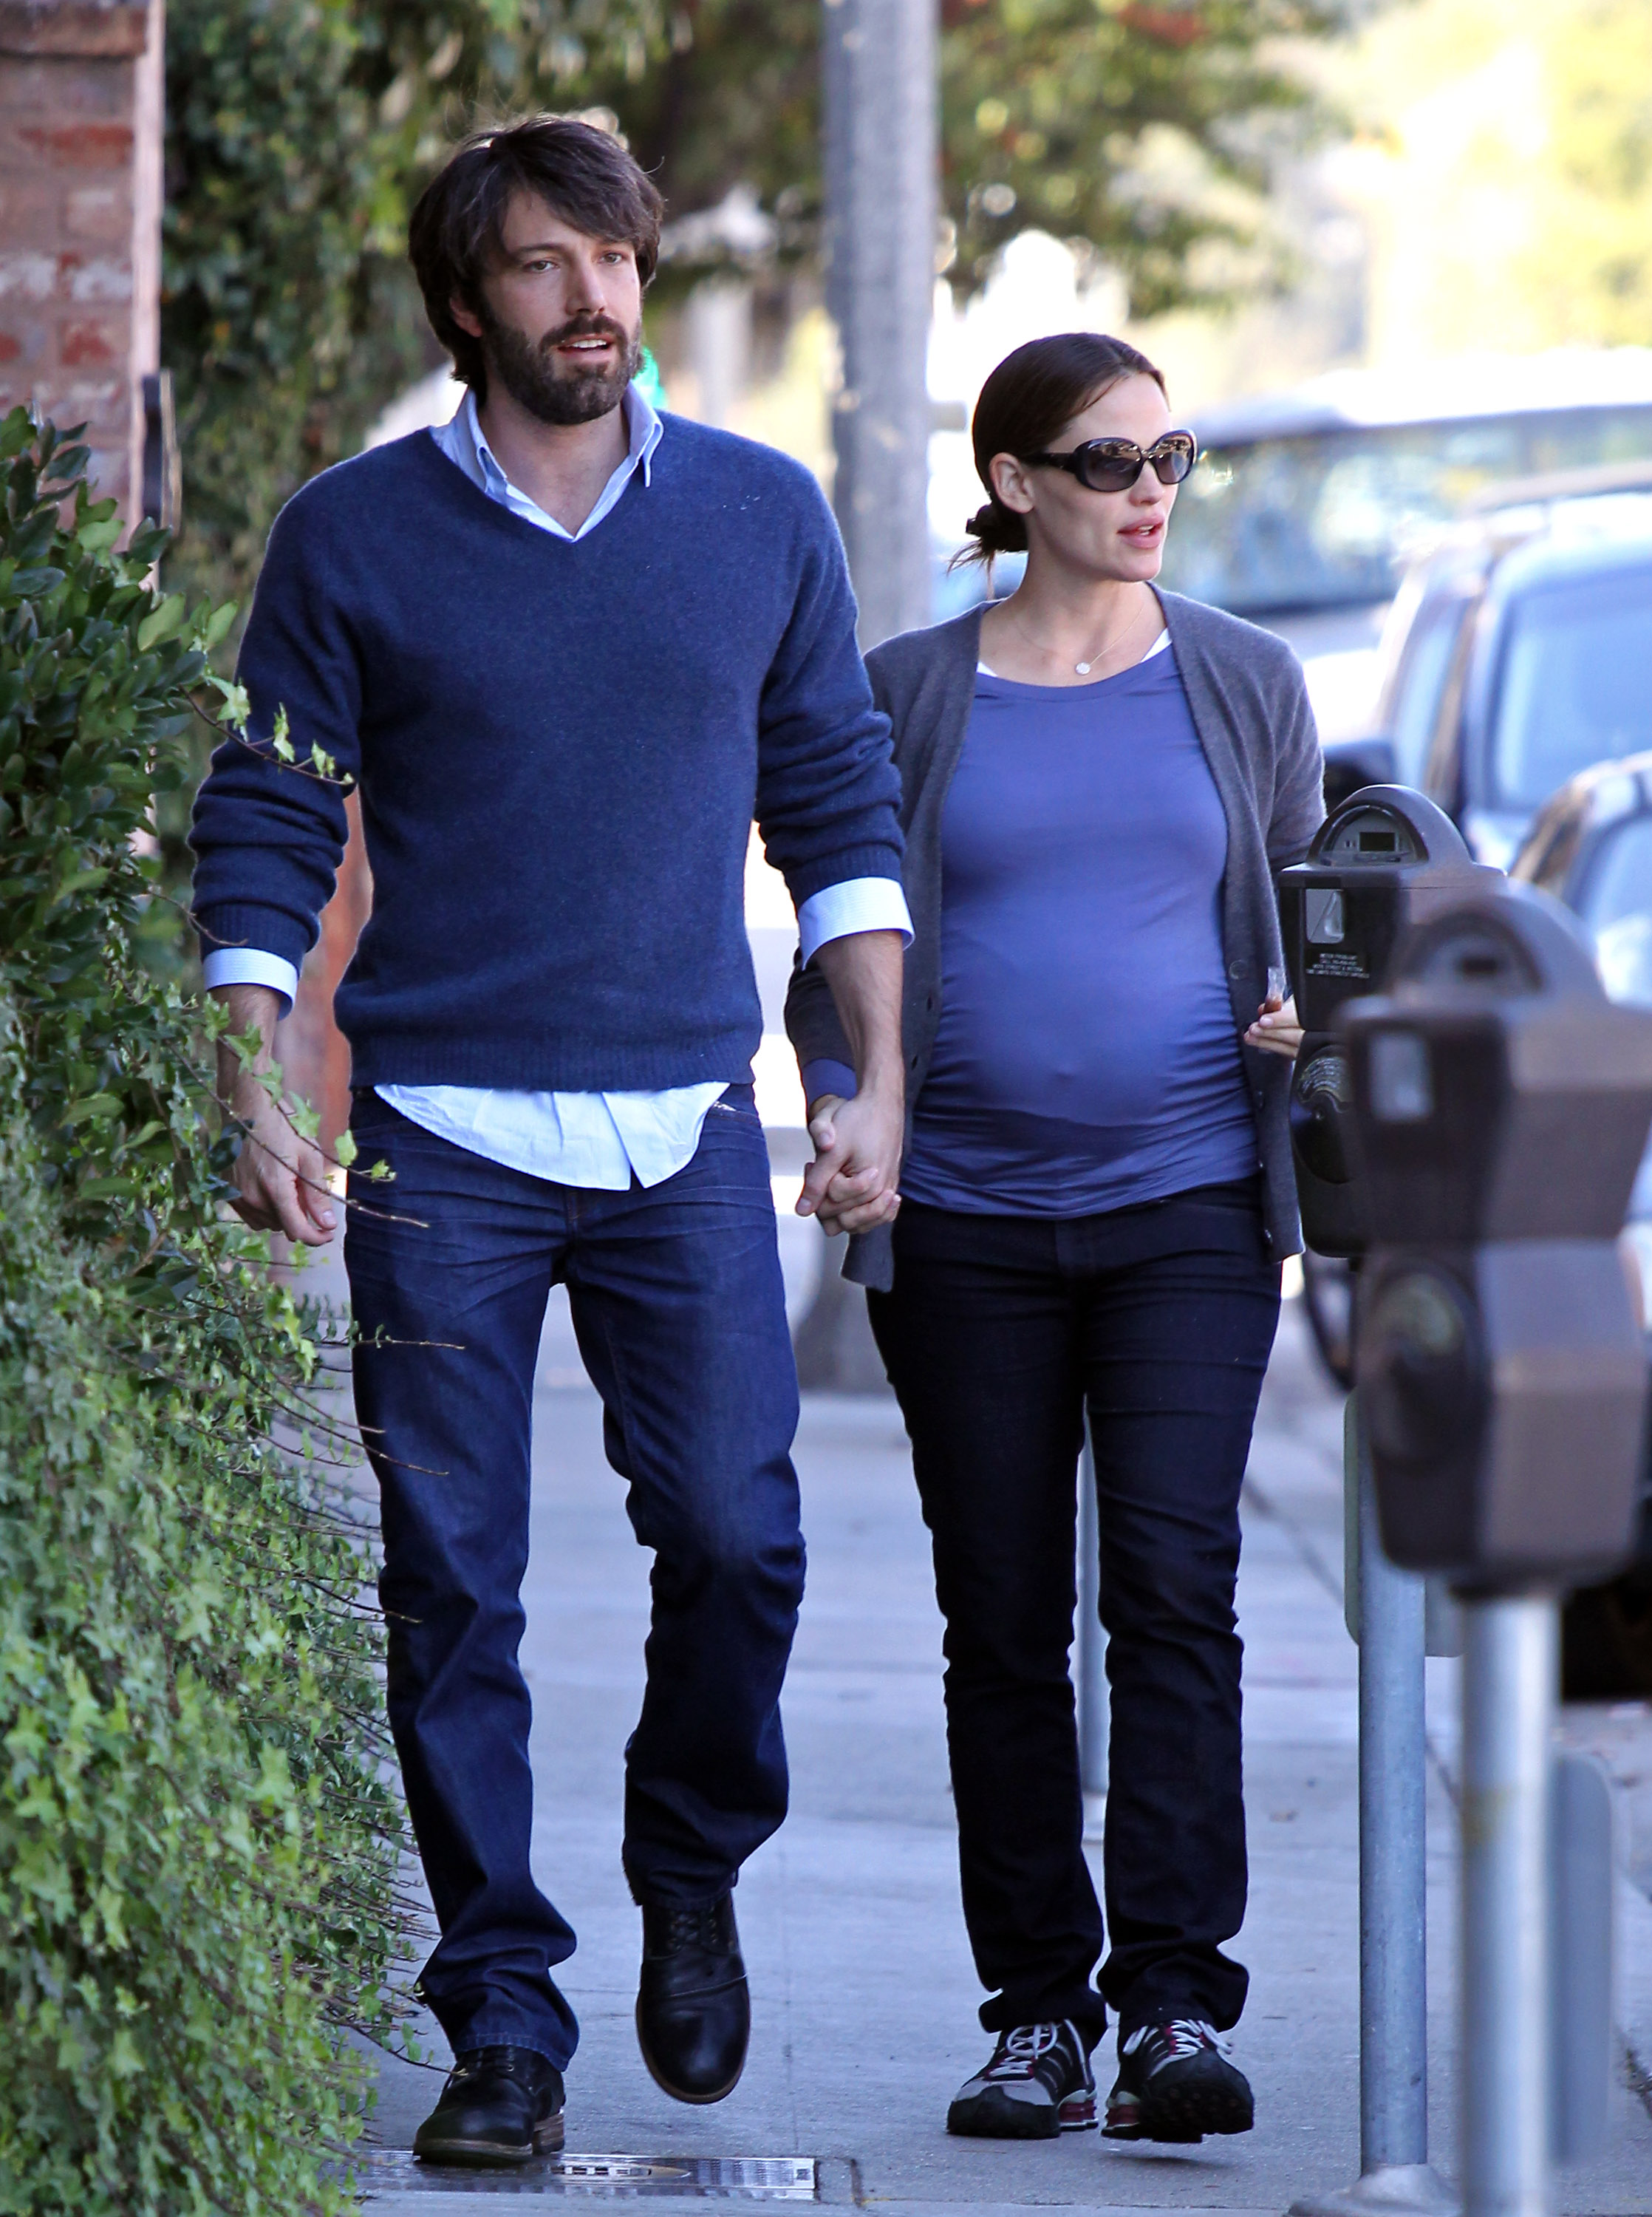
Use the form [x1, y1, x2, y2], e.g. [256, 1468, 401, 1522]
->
[202, 383, 912, 1188]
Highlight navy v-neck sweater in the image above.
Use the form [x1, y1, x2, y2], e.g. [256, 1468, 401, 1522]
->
[190, 417, 903, 1093]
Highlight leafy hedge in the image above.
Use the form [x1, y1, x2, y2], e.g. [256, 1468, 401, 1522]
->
[0, 411, 412, 2211]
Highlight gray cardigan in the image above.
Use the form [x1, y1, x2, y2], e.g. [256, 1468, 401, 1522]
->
[784, 589, 1325, 1290]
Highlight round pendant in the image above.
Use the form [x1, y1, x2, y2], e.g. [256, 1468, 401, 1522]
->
[1075, 661, 1091, 675]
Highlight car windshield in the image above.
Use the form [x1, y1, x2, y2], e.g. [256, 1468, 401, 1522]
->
[1488, 568, 1652, 811]
[1160, 405, 1652, 616]
[1576, 813, 1652, 1009]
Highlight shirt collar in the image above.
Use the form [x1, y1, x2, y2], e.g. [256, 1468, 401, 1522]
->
[457, 380, 661, 498]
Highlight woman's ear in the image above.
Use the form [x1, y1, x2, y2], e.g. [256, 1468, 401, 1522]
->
[988, 450, 1036, 518]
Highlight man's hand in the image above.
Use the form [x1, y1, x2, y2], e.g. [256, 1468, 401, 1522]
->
[796, 925, 905, 1236]
[211, 983, 337, 1246]
[799, 1088, 903, 1235]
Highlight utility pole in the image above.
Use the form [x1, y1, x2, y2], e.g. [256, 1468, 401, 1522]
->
[822, 0, 936, 647]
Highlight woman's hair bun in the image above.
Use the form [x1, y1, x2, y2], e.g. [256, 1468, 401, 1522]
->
[954, 497, 1028, 571]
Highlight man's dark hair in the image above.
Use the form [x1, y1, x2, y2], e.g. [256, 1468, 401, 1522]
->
[409, 115, 665, 393]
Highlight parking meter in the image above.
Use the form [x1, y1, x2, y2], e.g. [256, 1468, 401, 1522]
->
[1344, 885, 1652, 1585]
[1280, 789, 1499, 1258]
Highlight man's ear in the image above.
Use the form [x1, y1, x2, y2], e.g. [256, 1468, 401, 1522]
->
[449, 292, 485, 341]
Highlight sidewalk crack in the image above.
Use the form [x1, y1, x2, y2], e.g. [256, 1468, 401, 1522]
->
[1242, 1470, 1344, 1612]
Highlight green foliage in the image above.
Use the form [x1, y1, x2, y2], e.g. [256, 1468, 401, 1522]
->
[936, 0, 1358, 307]
[603, 0, 1362, 304]
[160, 0, 1363, 607]
[0, 408, 413, 2213]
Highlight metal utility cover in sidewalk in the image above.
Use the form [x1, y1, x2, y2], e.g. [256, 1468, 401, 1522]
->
[358, 2153, 819, 2201]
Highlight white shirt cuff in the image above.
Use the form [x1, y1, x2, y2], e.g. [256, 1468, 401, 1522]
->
[796, 877, 914, 968]
[202, 948, 300, 1015]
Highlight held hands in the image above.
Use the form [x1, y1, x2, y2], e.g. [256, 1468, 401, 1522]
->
[799, 927, 905, 1236]
[1244, 992, 1303, 1060]
[798, 1088, 903, 1236]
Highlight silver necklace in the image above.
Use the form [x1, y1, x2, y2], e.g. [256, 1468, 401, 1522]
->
[1008, 592, 1150, 675]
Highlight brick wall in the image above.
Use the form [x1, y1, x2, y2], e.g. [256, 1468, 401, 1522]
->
[0, 0, 163, 520]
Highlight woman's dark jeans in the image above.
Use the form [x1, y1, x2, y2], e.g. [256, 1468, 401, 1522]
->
[867, 1182, 1280, 2048]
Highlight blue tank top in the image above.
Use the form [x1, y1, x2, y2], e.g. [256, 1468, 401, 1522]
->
[901, 642, 1258, 1217]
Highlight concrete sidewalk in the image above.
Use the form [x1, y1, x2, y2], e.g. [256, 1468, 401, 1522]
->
[351, 1288, 1652, 2215]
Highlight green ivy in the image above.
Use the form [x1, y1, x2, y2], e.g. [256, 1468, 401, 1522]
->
[0, 408, 414, 2214]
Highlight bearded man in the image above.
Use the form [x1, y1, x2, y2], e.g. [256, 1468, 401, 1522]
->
[190, 116, 907, 2166]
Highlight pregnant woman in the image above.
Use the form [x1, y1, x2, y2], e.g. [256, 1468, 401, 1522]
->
[788, 333, 1322, 2148]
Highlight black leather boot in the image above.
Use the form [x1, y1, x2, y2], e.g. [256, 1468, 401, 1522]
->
[635, 1893, 751, 2103]
[413, 2046, 565, 2166]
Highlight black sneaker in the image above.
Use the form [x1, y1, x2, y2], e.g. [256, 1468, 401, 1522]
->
[947, 2020, 1096, 2139]
[1103, 2017, 1253, 2143]
[413, 2046, 565, 2166]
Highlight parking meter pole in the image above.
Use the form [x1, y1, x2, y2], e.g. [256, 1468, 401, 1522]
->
[1314, 874, 1652, 2217]
[1355, 1416, 1432, 2179]
[1291, 1410, 1451, 2217]
[1076, 1438, 1107, 1802]
[1460, 1593, 1556, 2217]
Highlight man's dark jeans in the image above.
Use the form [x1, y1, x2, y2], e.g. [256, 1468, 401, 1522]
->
[867, 1182, 1280, 2048]
[343, 1086, 804, 2069]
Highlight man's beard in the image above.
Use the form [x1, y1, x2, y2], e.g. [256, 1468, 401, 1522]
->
[480, 307, 641, 426]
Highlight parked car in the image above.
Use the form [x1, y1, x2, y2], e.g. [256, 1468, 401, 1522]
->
[1512, 753, 1652, 1315]
[1294, 491, 1652, 1390]
[1514, 752, 1652, 999]
[1163, 352, 1652, 741]
[1511, 760, 1652, 1697]
[1320, 483, 1652, 856]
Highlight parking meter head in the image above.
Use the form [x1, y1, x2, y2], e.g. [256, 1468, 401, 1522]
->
[1282, 788, 1478, 1029]
[1345, 885, 1652, 1585]
[1348, 888, 1649, 1243]
[1278, 786, 1496, 1258]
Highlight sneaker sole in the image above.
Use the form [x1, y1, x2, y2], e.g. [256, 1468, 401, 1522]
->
[1136, 2078, 1254, 2145]
[947, 2096, 1059, 2140]
[414, 2114, 565, 2166]
[946, 2090, 1096, 2139]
